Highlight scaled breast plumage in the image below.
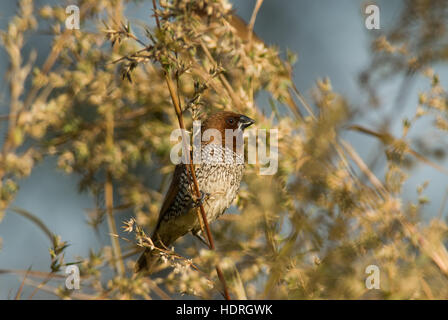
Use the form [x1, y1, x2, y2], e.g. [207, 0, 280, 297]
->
[162, 143, 244, 223]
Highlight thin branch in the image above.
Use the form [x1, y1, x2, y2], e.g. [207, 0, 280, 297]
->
[105, 171, 125, 276]
[28, 272, 55, 300]
[0, 269, 71, 279]
[163, 69, 231, 300]
[104, 1, 126, 277]
[151, 1, 231, 300]
[14, 266, 32, 300]
[199, 40, 244, 112]
[348, 124, 448, 175]
[247, 0, 264, 46]
[340, 140, 388, 197]
[142, 278, 172, 300]
[23, 278, 109, 300]
[9, 207, 55, 241]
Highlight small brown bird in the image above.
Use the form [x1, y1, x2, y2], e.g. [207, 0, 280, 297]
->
[135, 111, 255, 274]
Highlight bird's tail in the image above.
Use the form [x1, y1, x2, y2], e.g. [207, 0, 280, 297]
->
[134, 248, 161, 274]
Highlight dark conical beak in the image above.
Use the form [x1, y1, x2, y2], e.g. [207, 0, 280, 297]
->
[239, 115, 255, 130]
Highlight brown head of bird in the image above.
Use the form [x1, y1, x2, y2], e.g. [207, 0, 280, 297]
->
[200, 111, 255, 156]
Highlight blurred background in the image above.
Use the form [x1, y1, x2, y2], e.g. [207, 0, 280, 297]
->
[1, 0, 447, 299]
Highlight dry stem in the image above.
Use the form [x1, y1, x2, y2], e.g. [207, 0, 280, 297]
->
[152, 0, 231, 300]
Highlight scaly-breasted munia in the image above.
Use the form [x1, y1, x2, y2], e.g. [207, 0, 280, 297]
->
[135, 111, 254, 273]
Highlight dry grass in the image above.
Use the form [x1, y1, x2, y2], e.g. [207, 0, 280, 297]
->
[1, 0, 448, 299]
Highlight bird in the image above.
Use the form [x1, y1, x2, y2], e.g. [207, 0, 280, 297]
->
[135, 111, 255, 274]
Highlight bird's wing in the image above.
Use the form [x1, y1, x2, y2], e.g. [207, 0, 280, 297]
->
[153, 163, 185, 232]
[135, 164, 186, 274]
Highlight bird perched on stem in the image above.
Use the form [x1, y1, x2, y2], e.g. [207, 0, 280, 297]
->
[135, 111, 255, 274]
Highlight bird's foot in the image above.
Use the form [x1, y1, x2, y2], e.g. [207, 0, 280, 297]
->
[192, 190, 210, 208]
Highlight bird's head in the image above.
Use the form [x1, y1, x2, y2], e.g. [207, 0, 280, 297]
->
[201, 111, 255, 151]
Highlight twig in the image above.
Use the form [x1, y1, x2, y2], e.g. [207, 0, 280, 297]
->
[0, 268, 70, 279]
[10, 207, 55, 241]
[23, 278, 108, 300]
[401, 220, 448, 276]
[164, 65, 231, 300]
[348, 124, 448, 175]
[105, 171, 125, 276]
[339, 140, 388, 197]
[104, 2, 125, 277]
[151, 0, 231, 300]
[14, 266, 32, 300]
[142, 278, 172, 300]
[247, 0, 264, 46]
[28, 272, 55, 299]
[198, 40, 244, 112]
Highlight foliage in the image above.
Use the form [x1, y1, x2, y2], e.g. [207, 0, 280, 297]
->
[1, 0, 448, 299]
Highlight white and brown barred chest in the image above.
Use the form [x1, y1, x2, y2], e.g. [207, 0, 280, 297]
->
[163, 144, 245, 224]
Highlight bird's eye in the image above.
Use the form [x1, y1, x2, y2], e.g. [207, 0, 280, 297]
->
[227, 118, 235, 125]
